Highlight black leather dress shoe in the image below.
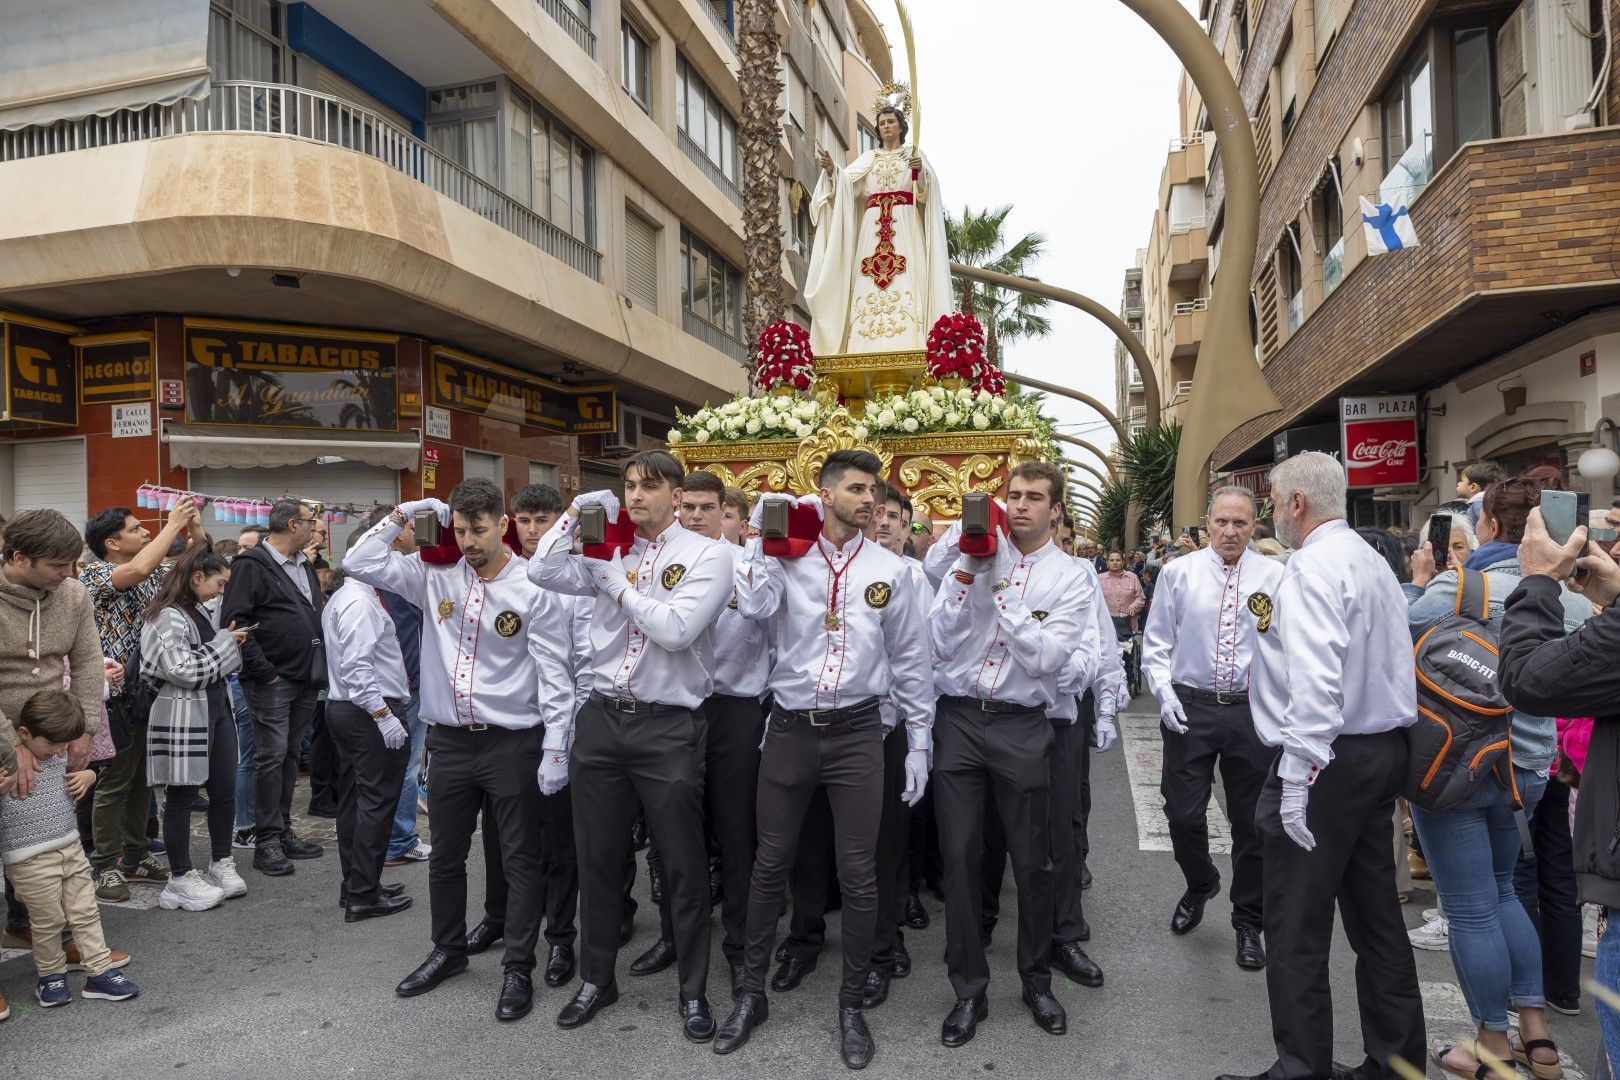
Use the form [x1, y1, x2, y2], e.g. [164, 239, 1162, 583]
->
[305, 801, 338, 819]
[681, 996, 715, 1042]
[1080, 863, 1093, 890]
[1235, 926, 1267, 971]
[630, 937, 677, 976]
[1051, 942, 1104, 987]
[466, 918, 505, 955]
[904, 892, 929, 929]
[771, 954, 814, 992]
[497, 967, 533, 1021]
[840, 1006, 874, 1069]
[860, 968, 890, 1008]
[617, 916, 634, 948]
[713, 991, 768, 1054]
[557, 981, 619, 1028]
[254, 840, 294, 876]
[345, 893, 413, 923]
[1214, 1074, 1270, 1080]
[338, 882, 405, 908]
[729, 962, 746, 1001]
[891, 935, 911, 978]
[940, 996, 988, 1047]
[281, 833, 324, 860]
[396, 949, 468, 997]
[631, 818, 648, 850]
[1171, 876, 1221, 936]
[544, 944, 575, 987]
[648, 859, 665, 905]
[774, 941, 791, 963]
[1022, 986, 1067, 1035]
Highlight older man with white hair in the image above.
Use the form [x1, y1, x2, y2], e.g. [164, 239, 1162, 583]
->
[1216, 452, 1424, 1080]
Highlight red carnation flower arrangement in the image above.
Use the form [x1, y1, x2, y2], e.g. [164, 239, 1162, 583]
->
[926, 312, 988, 385]
[754, 321, 815, 392]
[975, 365, 1007, 396]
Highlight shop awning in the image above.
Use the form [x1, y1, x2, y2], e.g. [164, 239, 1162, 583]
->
[163, 423, 420, 472]
[0, 0, 212, 131]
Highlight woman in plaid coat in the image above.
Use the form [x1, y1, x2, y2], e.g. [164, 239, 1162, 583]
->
[141, 545, 248, 911]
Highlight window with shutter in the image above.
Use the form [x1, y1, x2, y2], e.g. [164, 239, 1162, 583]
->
[1313, 0, 1336, 65]
[1278, 35, 1298, 139]
[1255, 263, 1281, 361]
[624, 207, 659, 311]
[1254, 88, 1276, 186]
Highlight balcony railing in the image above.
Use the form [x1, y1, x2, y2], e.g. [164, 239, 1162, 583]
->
[682, 309, 748, 363]
[538, 0, 598, 58]
[1173, 297, 1209, 316]
[678, 129, 742, 207]
[703, 0, 737, 49]
[1322, 235, 1346, 297]
[0, 81, 603, 280]
[1169, 216, 1206, 236]
[1169, 133, 1205, 152]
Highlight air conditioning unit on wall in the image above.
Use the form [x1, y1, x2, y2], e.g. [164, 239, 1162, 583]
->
[1498, 0, 1596, 137]
[601, 408, 641, 453]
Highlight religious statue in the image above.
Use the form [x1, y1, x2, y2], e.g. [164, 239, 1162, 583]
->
[804, 84, 952, 358]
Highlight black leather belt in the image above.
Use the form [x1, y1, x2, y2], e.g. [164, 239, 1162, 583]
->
[1175, 684, 1249, 707]
[775, 697, 879, 728]
[942, 694, 1037, 716]
[591, 691, 682, 716]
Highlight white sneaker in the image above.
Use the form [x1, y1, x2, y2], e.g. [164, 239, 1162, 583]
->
[1583, 905, 1601, 959]
[157, 870, 226, 912]
[402, 843, 431, 862]
[1408, 915, 1449, 951]
[1419, 907, 1443, 924]
[205, 857, 247, 899]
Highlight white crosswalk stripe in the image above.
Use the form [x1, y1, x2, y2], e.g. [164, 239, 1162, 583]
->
[1119, 706, 1231, 853]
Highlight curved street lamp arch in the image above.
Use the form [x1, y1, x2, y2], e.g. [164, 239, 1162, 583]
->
[1052, 434, 1118, 480]
[1058, 456, 1109, 489]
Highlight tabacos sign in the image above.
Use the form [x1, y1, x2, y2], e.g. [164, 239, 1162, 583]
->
[430, 345, 616, 435]
[1339, 395, 1419, 488]
[2, 314, 78, 427]
[184, 319, 399, 430]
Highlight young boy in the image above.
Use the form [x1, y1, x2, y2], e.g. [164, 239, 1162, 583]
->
[1456, 460, 1505, 528]
[2, 690, 140, 1007]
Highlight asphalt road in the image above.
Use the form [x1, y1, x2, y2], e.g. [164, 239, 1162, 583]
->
[0, 696, 1607, 1079]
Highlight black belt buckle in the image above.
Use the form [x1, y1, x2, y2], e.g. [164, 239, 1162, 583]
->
[601, 693, 640, 714]
[1214, 691, 1242, 707]
[806, 708, 839, 728]
[467, 723, 489, 732]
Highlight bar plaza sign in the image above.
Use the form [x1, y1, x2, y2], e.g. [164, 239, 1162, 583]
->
[1340, 395, 1420, 488]
[429, 345, 616, 435]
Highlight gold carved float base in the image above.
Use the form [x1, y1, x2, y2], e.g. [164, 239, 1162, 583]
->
[812, 349, 928, 416]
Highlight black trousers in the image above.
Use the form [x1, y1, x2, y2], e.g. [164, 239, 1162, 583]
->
[241, 676, 319, 841]
[908, 787, 942, 893]
[572, 697, 710, 1000]
[480, 786, 577, 948]
[935, 697, 1054, 999]
[741, 704, 884, 1007]
[1161, 690, 1271, 930]
[703, 694, 762, 963]
[424, 724, 545, 971]
[1257, 729, 1424, 1080]
[307, 702, 337, 809]
[1076, 691, 1095, 867]
[1514, 775, 1582, 1004]
[160, 703, 239, 878]
[869, 726, 910, 969]
[1048, 718, 1087, 943]
[328, 700, 410, 905]
[781, 787, 837, 960]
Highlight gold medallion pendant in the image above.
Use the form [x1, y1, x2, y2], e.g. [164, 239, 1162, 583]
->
[824, 609, 841, 631]
[436, 599, 454, 622]
[626, 570, 638, 585]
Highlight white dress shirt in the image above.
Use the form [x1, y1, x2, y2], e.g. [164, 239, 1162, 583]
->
[529, 515, 732, 710]
[342, 518, 574, 735]
[321, 578, 409, 713]
[266, 542, 314, 605]
[736, 532, 934, 751]
[1250, 519, 1417, 782]
[1053, 557, 1125, 722]
[1140, 545, 1285, 702]
[931, 537, 1100, 711]
[879, 556, 935, 731]
[713, 543, 772, 699]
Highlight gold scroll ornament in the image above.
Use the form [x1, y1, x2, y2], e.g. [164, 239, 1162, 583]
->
[897, 453, 1006, 519]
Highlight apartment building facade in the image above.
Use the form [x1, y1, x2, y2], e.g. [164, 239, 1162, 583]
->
[0, 0, 892, 550]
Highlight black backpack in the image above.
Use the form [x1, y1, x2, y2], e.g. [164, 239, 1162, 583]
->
[1402, 568, 1518, 812]
[106, 635, 159, 755]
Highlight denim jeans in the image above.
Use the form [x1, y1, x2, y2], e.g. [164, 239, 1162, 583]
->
[241, 676, 320, 841]
[1412, 766, 1548, 1030]
[230, 677, 254, 832]
[1598, 909, 1620, 1072]
[385, 694, 426, 860]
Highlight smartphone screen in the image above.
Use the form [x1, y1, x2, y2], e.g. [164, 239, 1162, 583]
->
[1541, 489, 1578, 545]
[1183, 525, 1202, 546]
[1428, 513, 1452, 572]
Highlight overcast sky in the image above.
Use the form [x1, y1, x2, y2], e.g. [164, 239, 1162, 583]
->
[868, 0, 1196, 490]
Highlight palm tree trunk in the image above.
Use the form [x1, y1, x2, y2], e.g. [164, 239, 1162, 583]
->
[737, 0, 784, 372]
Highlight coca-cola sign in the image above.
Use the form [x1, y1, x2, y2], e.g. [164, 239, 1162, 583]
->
[1340, 396, 1419, 488]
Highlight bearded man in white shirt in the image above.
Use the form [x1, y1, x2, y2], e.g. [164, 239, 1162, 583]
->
[1216, 452, 1423, 1080]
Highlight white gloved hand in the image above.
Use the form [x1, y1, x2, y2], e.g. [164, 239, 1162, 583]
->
[570, 489, 622, 521]
[1280, 779, 1316, 852]
[1094, 714, 1118, 752]
[749, 491, 798, 530]
[585, 552, 630, 603]
[538, 749, 570, 796]
[900, 748, 930, 806]
[797, 493, 826, 521]
[398, 498, 450, 525]
[376, 713, 408, 750]
[1159, 697, 1189, 735]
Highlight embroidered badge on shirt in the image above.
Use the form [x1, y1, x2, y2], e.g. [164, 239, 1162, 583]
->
[727, 593, 739, 610]
[1031, 610, 1049, 621]
[1247, 592, 1274, 633]
[661, 564, 687, 590]
[864, 581, 892, 608]
[436, 599, 455, 622]
[494, 610, 523, 638]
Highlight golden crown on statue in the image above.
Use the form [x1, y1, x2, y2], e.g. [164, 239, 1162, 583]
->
[871, 82, 912, 119]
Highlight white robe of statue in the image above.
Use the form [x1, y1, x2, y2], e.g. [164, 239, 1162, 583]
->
[805, 145, 953, 357]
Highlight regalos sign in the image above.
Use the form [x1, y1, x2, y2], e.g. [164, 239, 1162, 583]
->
[1339, 395, 1420, 488]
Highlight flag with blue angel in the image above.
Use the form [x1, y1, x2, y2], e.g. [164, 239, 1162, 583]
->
[1359, 195, 1420, 254]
